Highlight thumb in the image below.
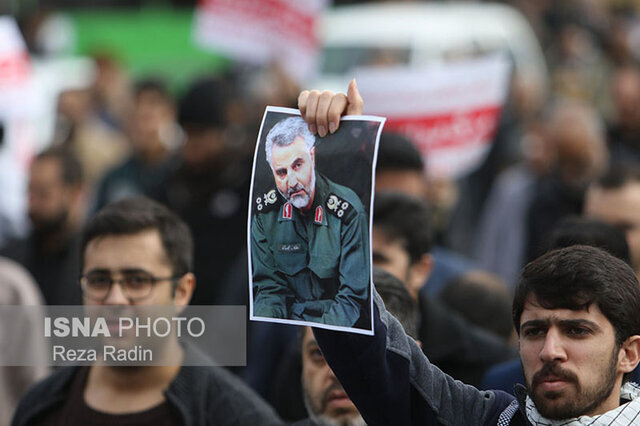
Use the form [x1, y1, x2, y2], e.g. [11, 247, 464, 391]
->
[346, 79, 364, 116]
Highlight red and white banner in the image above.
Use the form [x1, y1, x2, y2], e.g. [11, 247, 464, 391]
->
[193, 0, 327, 84]
[357, 56, 511, 179]
[0, 16, 30, 87]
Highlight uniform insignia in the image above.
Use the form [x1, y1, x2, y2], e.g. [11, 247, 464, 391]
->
[326, 193, 353, 220]
[314, 206, 324, 224]
[283, 202, 293, 220]
[255, 189, 279, 213]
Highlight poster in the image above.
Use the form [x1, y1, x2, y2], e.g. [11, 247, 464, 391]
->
[248, 106, 385, 334]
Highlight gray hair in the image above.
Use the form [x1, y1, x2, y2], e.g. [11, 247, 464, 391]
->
[265, 117, 315, 168]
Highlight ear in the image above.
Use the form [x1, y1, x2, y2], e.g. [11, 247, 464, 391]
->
[408, 253, 433, 296]
[173, 273, 196, 311]
[618, 335, 640, 374]
[310, 146, 316, 163]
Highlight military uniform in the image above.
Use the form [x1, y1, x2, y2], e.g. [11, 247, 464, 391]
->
[251, 173, 370, 327]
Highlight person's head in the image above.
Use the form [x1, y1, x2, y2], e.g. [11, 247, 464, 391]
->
[372, 192, 432, 300]
[265, 117, 317, 210]
[178, 77, 231, 171]
[584, 165, 640, 274]
[546, 100, 607, 191]
[611, 65, 640, 130]
[545, 216, 631, 266]
[129, 78, 176, 158]
[301, 267, 417, 426]
[441, 271, 514, 344]
[56, 88, 93, 124]
[375, 132, 426, 199]
[80, 197, 195, 306]
[513, 245, 640, 419]
[28, 147, 84, 236]
[300, 326, 365, 426]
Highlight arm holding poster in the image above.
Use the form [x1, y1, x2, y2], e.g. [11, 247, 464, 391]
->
[299, 83, 516, 425]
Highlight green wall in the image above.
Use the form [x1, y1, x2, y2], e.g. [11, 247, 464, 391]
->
[70, 7, 229, 91]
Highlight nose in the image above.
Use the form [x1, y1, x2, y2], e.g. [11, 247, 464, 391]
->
[102, 280, 130, 305]
[539, 329, 567, 363]
[319, 361, 340, 385]
[287, 171, 299, 188]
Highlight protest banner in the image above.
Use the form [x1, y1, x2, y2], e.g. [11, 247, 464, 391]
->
[193, 0, 327, 84]
[356, 56, 511, 178]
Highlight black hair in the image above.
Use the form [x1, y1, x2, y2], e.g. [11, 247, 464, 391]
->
[376, 132, 424, 173]
[373, 266, 419, 339]
[35, 146, 84, 187]
[595, 164, 640, 189]
[134, 77, 172, 103]
[441, 273, 513, 342]
[178, 77, 231, 129]
[513, 245, 640, 347]
[373, 192, 432, 263]
[81, 197, 193, 277]
[545, 216, 631, 265]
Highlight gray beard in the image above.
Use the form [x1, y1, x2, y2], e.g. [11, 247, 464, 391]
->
[280, 173, 316, 210]
[302, 384, 366, 426]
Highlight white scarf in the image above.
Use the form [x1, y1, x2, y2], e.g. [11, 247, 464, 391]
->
[525, 382, 640, 425]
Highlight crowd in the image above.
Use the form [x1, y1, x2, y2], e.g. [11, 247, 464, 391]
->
[3, 0, 640, 425]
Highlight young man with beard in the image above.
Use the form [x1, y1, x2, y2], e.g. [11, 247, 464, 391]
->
[299, 83, 640, 425]
[1, 147, 84, 305]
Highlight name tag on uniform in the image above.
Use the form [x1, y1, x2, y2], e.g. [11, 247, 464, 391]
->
[279, 243, 303, 253]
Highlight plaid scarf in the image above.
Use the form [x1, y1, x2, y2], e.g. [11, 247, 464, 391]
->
[525, 382, 640, 425]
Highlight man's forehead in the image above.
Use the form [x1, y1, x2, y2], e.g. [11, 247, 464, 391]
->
[31, 157, 63, 181]
[83, 229, 171, 271]
[272, 136, 308, 156]
[586, 183, 640, 221]
[520, 295, 608, 325]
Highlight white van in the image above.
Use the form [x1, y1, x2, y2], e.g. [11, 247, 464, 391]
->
[314, 2, 547, 91]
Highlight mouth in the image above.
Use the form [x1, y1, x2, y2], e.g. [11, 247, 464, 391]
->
[325, 389, 352, 408]
[290, 189, 306, 198]
[536, 376, 571, 392]
[106, 319, 123, 335]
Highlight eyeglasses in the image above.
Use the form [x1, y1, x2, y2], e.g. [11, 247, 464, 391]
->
[79, 271, 180, 302]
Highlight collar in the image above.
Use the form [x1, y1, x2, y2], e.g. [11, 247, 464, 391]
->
[276, 173, 329, 226]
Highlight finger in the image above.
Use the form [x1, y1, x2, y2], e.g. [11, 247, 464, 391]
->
[315, 90, 335, 137]
[346, 79, 364, 116]
[297, 90, 310, 120]
[327, 93, 348, 134]
[304, 90, 321, 135]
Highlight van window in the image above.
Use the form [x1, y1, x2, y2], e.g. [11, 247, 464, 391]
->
[321, 46, 411, 74]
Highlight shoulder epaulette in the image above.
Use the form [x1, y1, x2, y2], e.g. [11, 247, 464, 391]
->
[255, 189, 280, 213]
[326, 193, 354, 220]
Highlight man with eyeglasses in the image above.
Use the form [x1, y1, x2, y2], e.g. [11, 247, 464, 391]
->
[12, 197, 281, 426]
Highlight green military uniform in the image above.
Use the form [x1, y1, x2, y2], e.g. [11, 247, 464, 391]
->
[251, 173, 370, 327]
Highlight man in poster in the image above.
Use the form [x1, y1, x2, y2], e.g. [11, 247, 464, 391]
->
[251, 116, 370, 328]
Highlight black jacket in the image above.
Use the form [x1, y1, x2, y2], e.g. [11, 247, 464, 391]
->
[12, 352, 282, 426]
